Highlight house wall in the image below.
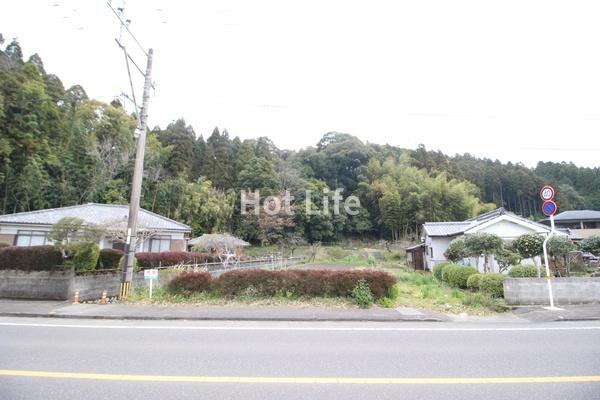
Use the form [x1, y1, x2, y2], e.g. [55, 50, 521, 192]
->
[475, 220, 542, 240]
[424, 235, 455, 270]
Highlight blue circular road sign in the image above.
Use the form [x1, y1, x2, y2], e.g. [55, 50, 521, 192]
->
[542, 200, 558, 217]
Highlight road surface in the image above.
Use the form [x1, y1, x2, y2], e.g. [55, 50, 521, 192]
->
[1, 317, 599, 399]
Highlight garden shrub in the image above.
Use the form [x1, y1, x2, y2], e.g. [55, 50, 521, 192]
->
[386, 285, 399, 300]
[168, 272, 213, 293]
[69, 242, 100, 271]
[0, 245, 64, 271]
[441, 265, 479, 289]
[479, 273, 505, 298]
[379, 297, 395, 308]
[466, 273, 482, 291]
[215, 269, 395, 300]
[135, 252, 218, 269]
[117, 256, 139, 272]
[98, 248, 124, 269]
[432, 262, 451, 281]
[508, 264, 540, 278]
[461, 292, 507, 312]
[352, 279, 374, 308]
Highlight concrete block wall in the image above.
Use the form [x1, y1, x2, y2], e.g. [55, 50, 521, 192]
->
[0, 269, 73, 300]
[504, 277, 600, 306]
[70, 272, 145, 302]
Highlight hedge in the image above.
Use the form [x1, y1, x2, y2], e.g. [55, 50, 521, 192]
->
[168, 269, 396, 300]
[432, 262, 452, 281]
[136, 252, 218, 269]
[479, 273, 504, 298]
[466, 274, 482, 291]
[0, 245, 64, 271]
[508, 264, 540, 278]
[442, 265, 479, 289]
[98, 248, 124, 269]
[69, 242, 100, 271]
[168, 272, 212, 293]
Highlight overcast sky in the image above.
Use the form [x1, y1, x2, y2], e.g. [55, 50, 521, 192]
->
[2, 0, 600, 167]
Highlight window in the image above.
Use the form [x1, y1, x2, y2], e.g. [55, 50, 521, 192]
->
[15, 230, 47, 246]
[148, 236, 171, 253]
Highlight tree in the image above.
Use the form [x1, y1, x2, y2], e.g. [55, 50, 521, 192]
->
[512, 233, 544, 277]
[580, 235, 600, 256]
[445, 237, 468, 262]
[547, 236, 576, 276]
[48, 217, 102, 259]
[463, 233, 503, 273]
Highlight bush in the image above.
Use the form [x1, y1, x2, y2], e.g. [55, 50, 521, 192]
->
[386, 285, 399, 300]
[432, 262, 451, 281]
[461, 292, 507, 312]
[352, 279, 374, 308]
[135, 252, 218, 269]
[466, 274, 482, 291]
[379, 297, 395, 308]
[215, 269, 396, 300]
[0, 245, 64, 271]
[168, 272, 213, 293]
[69, 242, 100, 271]
[441, 265, 479, 289]
[98, 248, 124, 269]
[508, 264, 540, 278]
[117, 256, 139, 272]
[479, 273, 505, 298]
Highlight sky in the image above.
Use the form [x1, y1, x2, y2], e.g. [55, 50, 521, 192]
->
[2, 0, 600, 167]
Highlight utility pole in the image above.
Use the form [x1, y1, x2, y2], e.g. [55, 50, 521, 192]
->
[120, 48, 153, 298]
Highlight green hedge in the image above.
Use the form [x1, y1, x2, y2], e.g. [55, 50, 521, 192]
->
[508, 264, 540, 278]
[0, 245, 64, 271]
[98, 248, 124, 269]
[442, 265, 479, 289]
[466, 274, 482, 291]
[69, 242, 100, 271]
[433, 262, 452, 281]
[479, 273, 504, 298]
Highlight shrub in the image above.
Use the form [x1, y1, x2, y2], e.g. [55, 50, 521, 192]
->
[98, 248, 124, 269]
[432, 262, 451, 281]
[135, 252, 218, 269]
[168, 272, 213, 293]
[117, 256, 139, 272]
[69, 242, 100, 271]
[215, 269, 396, 300]
[581, 235, 600, 256]
[441, 265, 479, 289]
[386, 285, 399, 300]
[461, 292, 507, 312]
[0, 245, 64, 271]
[379, 297, 395, 308]
[352, 279, 374, 308]
[512, 234, 544, 259]
[508, 264, 540, 278]
[466, 274, 482, 291]
[479, 273, 504, 298]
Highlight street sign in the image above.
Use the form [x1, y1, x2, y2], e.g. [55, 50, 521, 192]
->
[542, 200, 558, 217]
[144, 269, 158, 281]
[540, 185, 555, 201]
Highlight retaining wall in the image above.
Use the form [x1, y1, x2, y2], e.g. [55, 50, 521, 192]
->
[503, 277, 600, 306]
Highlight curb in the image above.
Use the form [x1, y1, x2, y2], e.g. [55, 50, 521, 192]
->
[0, 311, 445, 323]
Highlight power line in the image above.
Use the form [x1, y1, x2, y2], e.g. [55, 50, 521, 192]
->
[106, 0, 148, 58]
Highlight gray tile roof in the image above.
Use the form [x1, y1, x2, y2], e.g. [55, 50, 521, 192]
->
[551, 210, 600, 221]
[0, 203, 191, 232]
[423, 222, 474, 237]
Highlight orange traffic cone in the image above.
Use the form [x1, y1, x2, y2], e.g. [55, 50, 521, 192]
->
[72, 290, 79, 305]
[101, 289, 107, 305]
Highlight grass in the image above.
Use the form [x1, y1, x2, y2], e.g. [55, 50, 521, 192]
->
[127, 285, 355, 308]
[383, 266, 507, 315]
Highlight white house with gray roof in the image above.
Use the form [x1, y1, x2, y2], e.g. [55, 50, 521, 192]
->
[0, 203, 191, 252]
[422, 208, 553, 271]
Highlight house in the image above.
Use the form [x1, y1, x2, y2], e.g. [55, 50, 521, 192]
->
[0, 203, 191, 252]
[422, 208, 552, 271]
[540, 210, 600, 239]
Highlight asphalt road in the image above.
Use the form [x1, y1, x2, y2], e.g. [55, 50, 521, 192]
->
[1, 317, 599, 400]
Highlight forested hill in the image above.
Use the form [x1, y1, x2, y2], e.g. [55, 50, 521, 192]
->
[1, 36, 599, 243]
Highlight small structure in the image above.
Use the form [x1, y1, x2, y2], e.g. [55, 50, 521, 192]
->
[405, 243, 425, 270]
[0, 203, 191, 252]
[422, 208, 552, 271]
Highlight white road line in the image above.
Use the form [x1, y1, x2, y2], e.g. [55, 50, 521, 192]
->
[0, 322, 599, 332]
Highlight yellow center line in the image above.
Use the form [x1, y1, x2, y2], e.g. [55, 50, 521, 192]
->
[0, 370, 599, 385]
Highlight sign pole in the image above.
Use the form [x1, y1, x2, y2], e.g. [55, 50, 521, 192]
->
[539, 186, 561, 311]
[149, 278, 153, 299]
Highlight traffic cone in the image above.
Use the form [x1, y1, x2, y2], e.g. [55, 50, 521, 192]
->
[72, 290, 79, 305]
[101, 289, 107, 305]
